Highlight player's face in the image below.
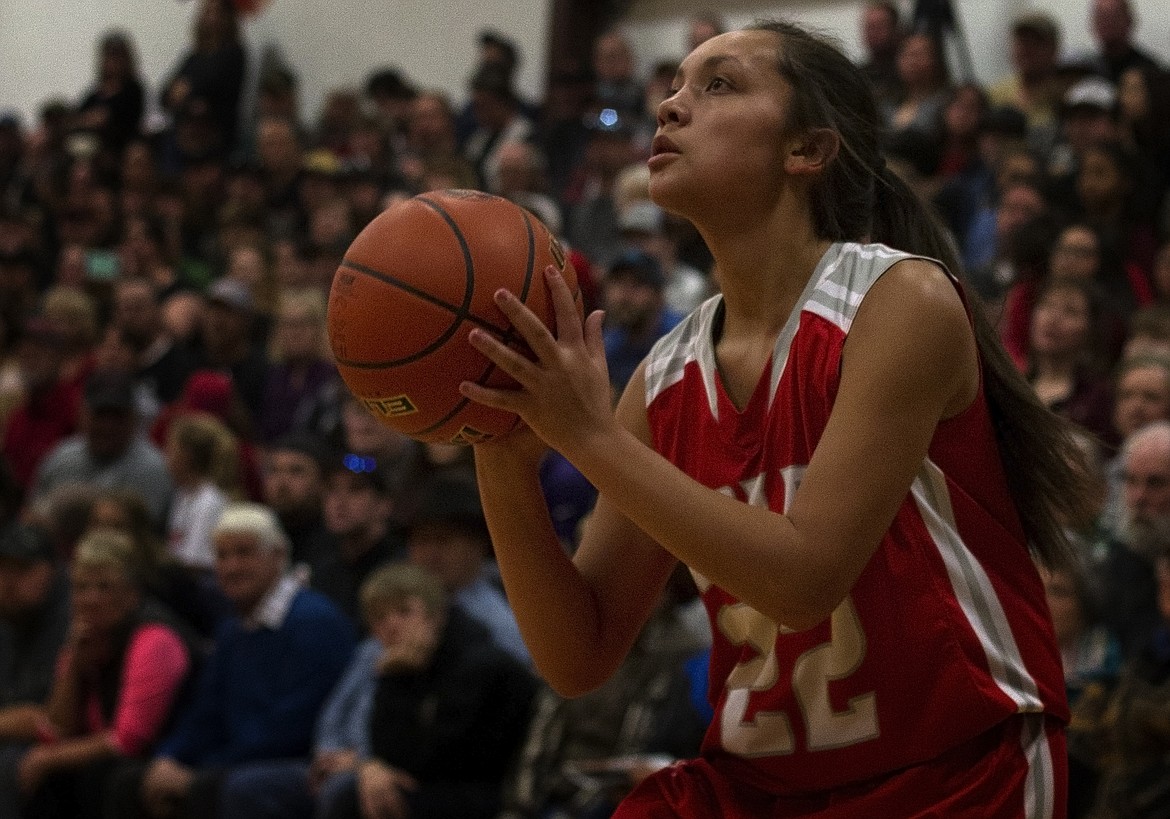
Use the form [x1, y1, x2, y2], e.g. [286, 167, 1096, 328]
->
[649, 30, 791, 223]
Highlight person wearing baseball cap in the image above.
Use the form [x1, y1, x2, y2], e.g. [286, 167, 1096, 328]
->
[987, 10, 1063, 152]
[405, 470, 529, 665]
[192, 277, 269, 420]
[310, 452, 407, 626]
[601, 250, 685, 392]
[30, 369, 173, 524]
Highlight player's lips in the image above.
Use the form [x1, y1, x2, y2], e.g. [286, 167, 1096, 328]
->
[651, 135, 680, 157]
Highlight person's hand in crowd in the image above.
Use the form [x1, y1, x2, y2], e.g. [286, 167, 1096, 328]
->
[309, 748, 358, 793]
[141, 757, 194, 818]
[357, 759, 417, 819]
[16, 744, 57, 795]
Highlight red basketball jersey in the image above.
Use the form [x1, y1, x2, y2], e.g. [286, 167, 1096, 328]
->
[643, 242, 1068, 795]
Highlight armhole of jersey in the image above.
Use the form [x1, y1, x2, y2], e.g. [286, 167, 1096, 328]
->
[840, 252, 985, 415]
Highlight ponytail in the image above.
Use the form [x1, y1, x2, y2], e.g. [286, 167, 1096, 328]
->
[871, 166, 1095, 567]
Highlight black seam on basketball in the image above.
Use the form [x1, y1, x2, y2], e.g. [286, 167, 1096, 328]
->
[412, 339, 520, 439]
[336, 259, 510, 335]
[489, 208, 537, 355]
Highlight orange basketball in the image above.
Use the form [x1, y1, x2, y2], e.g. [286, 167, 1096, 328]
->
[327, 189, 579, 445]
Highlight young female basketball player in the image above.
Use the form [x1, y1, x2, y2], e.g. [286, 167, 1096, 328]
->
[460, 20, 1092, 818]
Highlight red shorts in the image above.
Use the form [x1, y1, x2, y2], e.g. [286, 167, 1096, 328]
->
[613, 715, 1066, 819]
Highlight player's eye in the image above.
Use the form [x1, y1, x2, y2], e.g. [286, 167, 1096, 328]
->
[705, 77, 728, 91]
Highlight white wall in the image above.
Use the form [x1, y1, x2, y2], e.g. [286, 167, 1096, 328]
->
[3, 0, 1168, 129]
[621, 0, 1170, 88]
[0, 0, 551, 128]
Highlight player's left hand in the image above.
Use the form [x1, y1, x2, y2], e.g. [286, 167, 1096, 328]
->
[461, 265, 616, 457]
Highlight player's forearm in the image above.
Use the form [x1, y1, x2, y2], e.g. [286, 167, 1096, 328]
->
[474, 446, 623, 692]
[566, 426, 838, 631]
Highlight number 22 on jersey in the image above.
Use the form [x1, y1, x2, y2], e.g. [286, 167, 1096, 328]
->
[714, 466, 880, 757]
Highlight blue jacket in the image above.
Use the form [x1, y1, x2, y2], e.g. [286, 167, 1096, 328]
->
[157, 587, 356, 767]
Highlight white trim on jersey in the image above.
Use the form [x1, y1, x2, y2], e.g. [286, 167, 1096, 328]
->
[1020, 714, 1057, 819]
[912, 460, 1045, 713]
[644, 295, 722, 415]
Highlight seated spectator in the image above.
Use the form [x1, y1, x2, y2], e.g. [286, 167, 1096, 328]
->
[40, 285, 99, 395]
[564, 112, 641, 272]
[601, 250, 685, 392]
[1099, 356, 1170, 534]
[1045, 77, 1119, 212]
[498, 567, 710, 819]
[1089, 421, 1170, 659]
[987, 11, 1063, 153]
[189, 278, 270, 423]
[257, 288, 340, 445]
[310, 453, 405, 626]
[463, 64, 537, 193]
[165, 412, 238, 573]
[1043, 556, 1123, 819]
[31, 369, 173, 524]
[857, 1, 904, 111]
[106, 502, 355, 819]
[12, 529, 196, 819]
[591, 30, 646, 133]
[1072, 548, 1170, 819]
[881, 31, 951, 155]
[1, 316, 82, 491]
[1074, 139, 1159, 283]
[406, 471, 529, 665]
[335, 392, 427, 526]
[1121, 304, 1170, 362]
[217, 563, 537, 819]
[110, 277, 199, 408]
[616, 200, 712, 316]
[1023, 277, 1115, 444]
[151, 369, 262, 501]
[262, 432, 335, 567]
[87, 488, 219, 640]
[1039, 561, 1122, 706]
[0, 524, 70, 818]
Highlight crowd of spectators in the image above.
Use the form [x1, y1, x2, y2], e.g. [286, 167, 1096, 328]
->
[0, 0, 1169, 816]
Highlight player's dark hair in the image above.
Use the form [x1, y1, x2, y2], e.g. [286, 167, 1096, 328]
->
[750, 19, 1095, 566]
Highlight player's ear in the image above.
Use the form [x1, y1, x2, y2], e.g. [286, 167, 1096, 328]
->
[784, 128, 839, 176]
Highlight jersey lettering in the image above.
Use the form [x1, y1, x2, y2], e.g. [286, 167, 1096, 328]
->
[714, 465, 879, 756]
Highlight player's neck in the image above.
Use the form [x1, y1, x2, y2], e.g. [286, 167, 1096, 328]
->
[709, 230, 831, 338]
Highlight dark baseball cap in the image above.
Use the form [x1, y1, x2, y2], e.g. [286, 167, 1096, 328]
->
[0, 523, 54, 563]
[608, 249, 665, 289]
[272, 431, 337, 475]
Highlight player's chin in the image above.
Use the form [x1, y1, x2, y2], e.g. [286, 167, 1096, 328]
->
[646, 172, 697, 219]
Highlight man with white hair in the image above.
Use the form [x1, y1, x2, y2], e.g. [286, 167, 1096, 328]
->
[108, 502, 356, 819]
[1096, 421, 1170, 658]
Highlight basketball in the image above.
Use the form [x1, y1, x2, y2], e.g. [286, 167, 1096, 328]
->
[327, 189, 579, 445]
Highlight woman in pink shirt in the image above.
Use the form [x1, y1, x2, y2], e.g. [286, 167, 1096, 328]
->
[14, 528, 193, 818]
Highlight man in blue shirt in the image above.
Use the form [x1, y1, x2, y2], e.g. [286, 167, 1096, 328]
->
[601, 249, 684, 392]
[107, 502, 355, 818]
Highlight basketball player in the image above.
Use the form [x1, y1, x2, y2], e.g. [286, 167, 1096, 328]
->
[460, 20, 1091, 817]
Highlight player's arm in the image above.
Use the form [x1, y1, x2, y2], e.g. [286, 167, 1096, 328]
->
[473, 384, 677, 697]
[468, 261, 977, 633]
